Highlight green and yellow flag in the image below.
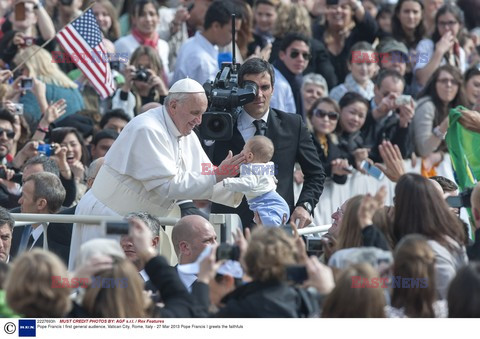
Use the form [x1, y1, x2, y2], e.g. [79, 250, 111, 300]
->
[446, 106, 480, 191]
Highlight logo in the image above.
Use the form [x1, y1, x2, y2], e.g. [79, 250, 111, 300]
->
[4, 322, 16, 334]
[351, 276, 428, 288]
[51, 276, 128, 288]
[18, 320, 36, 337]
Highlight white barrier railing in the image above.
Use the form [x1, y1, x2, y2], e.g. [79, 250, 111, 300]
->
[11, 213, 179, 226]
[297, 224, 331, 236]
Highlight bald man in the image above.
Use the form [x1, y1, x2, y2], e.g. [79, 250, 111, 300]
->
[171, 215, 217, 291]
[468, 184, 480, 261]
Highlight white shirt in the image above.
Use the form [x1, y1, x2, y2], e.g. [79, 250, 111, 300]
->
[29, 224, 44, 249]
[177, 270, 197, 293]
[172, 31, 219, 85]
[139, 269, 149, 282]
[270, 67, 296, 114]
[114, 34, 170, 77]
[237, 109, 270, 142]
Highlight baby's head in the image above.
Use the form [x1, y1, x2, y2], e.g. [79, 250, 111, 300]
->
[242, 136, 274, 163]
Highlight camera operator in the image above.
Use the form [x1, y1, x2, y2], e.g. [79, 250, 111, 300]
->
[112, 46, 168, 117]
[210, 58, 325, 229]
[361, 69, 415, 163]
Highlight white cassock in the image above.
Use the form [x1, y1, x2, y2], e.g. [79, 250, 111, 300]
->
[69, 106, 243, 270]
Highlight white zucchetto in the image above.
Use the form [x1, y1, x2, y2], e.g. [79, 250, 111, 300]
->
[169, 78, 205, 94]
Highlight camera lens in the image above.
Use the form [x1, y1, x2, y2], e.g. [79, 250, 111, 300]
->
[207, 117, 226, 133]
[135, 69, 150, 82]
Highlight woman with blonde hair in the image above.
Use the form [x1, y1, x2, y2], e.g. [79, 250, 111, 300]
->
[386, 234, 447, 317]
[4, 249, 72, 317]
[322, 262, 386, 317]
[216, 227, 320, 317]
[13, 46, 84, 127]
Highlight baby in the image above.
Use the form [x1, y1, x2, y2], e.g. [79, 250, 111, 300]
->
[223, 136, 290, 226]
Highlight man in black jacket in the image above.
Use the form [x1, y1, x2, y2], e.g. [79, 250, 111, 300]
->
[10, 172, 67, 262]
[361, 69, 414, 163]
[209, 58, 325, 228]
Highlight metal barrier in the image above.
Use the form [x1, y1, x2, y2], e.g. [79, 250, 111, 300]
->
[297, 224, 331, 236]
[11, 213, 179, 226]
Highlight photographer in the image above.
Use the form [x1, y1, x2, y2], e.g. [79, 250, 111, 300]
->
[0, 0, 56, 65]
[111, 46, 168, 117]
[362, 69, 415, 163]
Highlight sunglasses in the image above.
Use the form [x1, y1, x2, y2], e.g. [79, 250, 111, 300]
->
[313, 109, 339, 120]
[289, 50, 312, 60]
[0, 127, 15, 139]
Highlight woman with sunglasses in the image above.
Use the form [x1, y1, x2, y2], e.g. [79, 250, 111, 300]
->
[413, 65, 468, 176]
[308, 97, 350, 184]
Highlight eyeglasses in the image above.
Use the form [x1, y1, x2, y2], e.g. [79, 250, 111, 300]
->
[0, 127, 15, 139]
[438, 20, 458, 28]
[437, 78, 459, 86]
[289, 50, 312, 60]
[313, 108, 339, 120]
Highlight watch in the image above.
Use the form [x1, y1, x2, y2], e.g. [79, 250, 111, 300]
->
[298, 202, 313, 215]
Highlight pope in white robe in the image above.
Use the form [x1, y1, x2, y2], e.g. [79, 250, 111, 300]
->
[69, 78, 244, 269]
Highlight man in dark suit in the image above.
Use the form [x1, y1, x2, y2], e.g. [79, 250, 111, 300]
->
[0, 206, 14, 262]
[10, 172, 67, 262]
[209, 58, 325, 228]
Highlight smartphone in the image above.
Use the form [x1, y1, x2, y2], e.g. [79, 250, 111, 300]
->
[20, 77, 33, 90]
[395, 94, 412, 106]
[15, 2, 25, 21]
[361, 160, 385, 180]
[286, 265, 308, 284]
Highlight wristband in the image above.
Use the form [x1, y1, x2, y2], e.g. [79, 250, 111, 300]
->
[37, 125, 49, 133]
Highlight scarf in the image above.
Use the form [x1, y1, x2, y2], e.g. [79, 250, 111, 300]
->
[131, 28, 159, 49]
[273, 58, 304, 119]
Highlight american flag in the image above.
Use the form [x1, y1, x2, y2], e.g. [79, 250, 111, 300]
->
[56, 9, 115, 99]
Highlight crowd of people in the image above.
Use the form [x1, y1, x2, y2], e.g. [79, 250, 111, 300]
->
[0, 0, 478, 319]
